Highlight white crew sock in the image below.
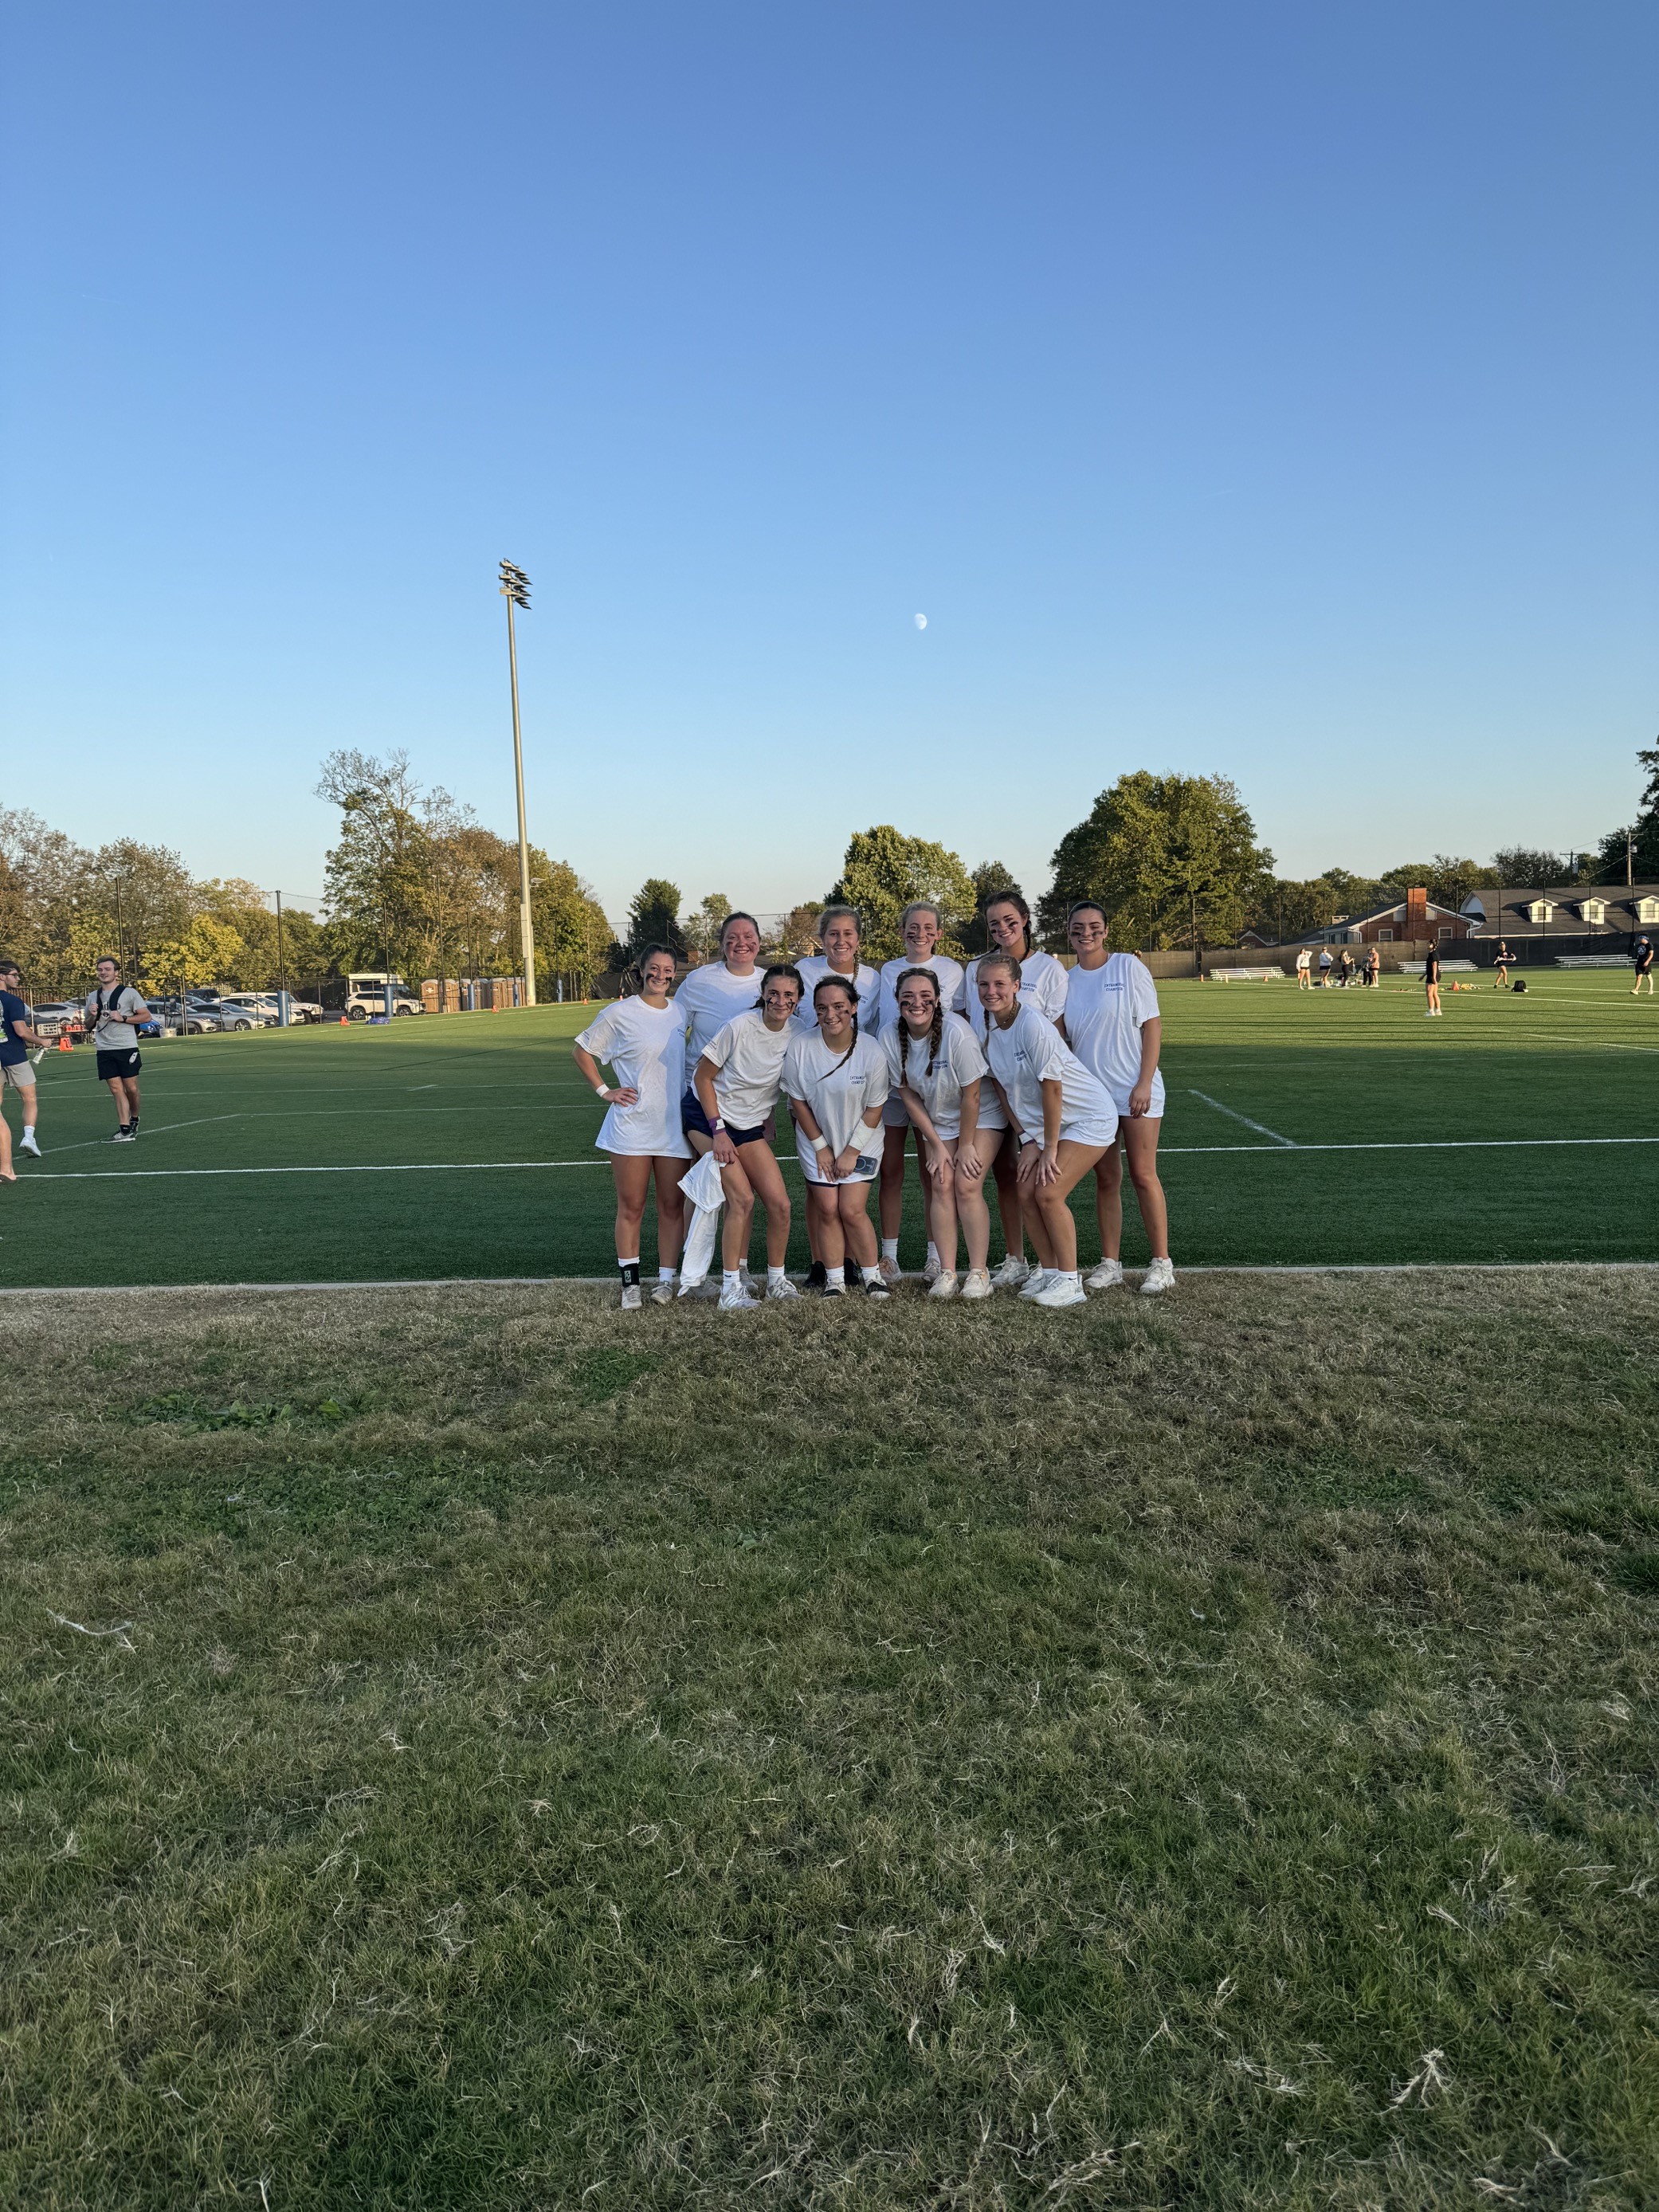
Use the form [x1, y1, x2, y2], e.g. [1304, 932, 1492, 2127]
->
[658, 1265, 677, 1282]
[767, 1265, 787, 1288]
[880, 1237, 899, 1261]
[862, 1265, 884, 1287]
[925, 1241, 939, 1266]
[723, 1269, 742, 1290]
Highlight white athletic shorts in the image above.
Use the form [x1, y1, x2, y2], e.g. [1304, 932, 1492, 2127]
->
[1056, 1114, 1118, 1151]
[2, 1061, 34, 1091]
[1104, 1076, 1164, 1121]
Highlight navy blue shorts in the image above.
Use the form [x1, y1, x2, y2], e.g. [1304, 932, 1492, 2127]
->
[680, 1087, 766, 1147]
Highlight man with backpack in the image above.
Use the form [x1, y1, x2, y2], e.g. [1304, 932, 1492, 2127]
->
[84, 958, 151, 1142]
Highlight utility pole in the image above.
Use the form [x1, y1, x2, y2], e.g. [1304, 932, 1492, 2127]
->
[499, 559, 537, 1006]
[275, 890, 289, 1026]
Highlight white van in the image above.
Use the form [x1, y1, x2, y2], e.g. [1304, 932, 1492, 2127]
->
[345, 971, 425, 1020]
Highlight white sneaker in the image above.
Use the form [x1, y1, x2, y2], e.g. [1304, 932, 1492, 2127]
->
[620, 1284, 643, 1311]
[1033, 1274, 1087, 1308]
[19, 1131, 41, 1158]
[928, 1271, 959, 1299]
[718, 1282, 759, 1311]
[822, 1276, 846, 1296]
[990, 1254, 1030, 1289]
[1139, 1257, 1176, 1296]
[1084, 1257, 1124, 1291]
[1018, 1269, 1055, 1300]
[676, 1277, 716, 1300]
[649, 1279, 676, 1304]
[765, 1276, 801, 1301]
[878, 1253, 902, 1283]
[959, 1269, 993, 1300]
[921, 1250, 942, 1284]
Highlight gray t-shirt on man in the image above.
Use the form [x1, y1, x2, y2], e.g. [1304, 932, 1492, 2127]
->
[84, 984, 147, 1051]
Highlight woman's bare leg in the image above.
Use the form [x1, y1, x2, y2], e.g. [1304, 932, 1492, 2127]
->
[609, 1153, 653, 1261]
[807, 1182, 845, 1271]
[732, 1143, 793, 1268]
[1120, 1119, 1168, 1260]
[718, 1152, 758, 1271]
[652, 1154, 686, 1267]
[1093, 1141, 1125, 1260]
[953, 1127, 998, 1273]
[1029, 1140, 1108, 1273]
[988, 1128, 1022, 1261]
[837, 1181, 879, 1271]
[878, 1123, 909, 1241]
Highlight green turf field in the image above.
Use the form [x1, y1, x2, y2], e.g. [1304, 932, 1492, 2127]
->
[4, 972, 1659, 1287]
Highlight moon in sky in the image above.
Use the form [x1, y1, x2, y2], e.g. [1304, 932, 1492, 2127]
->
[914, 612, 928, 630]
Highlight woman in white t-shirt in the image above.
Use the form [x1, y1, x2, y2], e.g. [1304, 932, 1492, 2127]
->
[955, 891, 1069, 1290]
[874, 902, 967, 1283]
[677, 912, 767, 1144]
[572, 944, 690, 1310]
[1060, 901, 1173, 1296]
[885, 967, 993, 1299]
[693, 965, 803, 1311]
[782, 975, 891, 1300]
[793, 904, 883, 1291]
[979, 953, 1116, 1309]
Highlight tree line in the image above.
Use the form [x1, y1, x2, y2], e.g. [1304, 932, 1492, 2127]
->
[8, 740, 1655, 998]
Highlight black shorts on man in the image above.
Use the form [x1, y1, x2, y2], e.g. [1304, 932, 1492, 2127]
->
[96, 1048, 142, 1081]
[679, 1086, 766, 1147]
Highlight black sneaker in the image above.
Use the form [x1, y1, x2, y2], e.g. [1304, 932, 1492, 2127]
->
[805, 1261, 829, 1292]
[862, 1275, 890, 1300]
[112, 1127, 135, 1143]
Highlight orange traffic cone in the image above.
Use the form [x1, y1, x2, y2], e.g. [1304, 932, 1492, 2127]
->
[57, 1035, 73, 1053]
[339, 1014, 348, 1026]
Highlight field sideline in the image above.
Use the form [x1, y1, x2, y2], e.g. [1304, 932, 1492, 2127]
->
[3, 971, 1658, 1287]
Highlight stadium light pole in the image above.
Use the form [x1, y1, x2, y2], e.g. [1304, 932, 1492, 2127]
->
[499, 559, 537, 1006]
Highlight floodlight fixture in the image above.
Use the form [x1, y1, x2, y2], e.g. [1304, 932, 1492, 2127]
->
[498, 559, 537, 1003]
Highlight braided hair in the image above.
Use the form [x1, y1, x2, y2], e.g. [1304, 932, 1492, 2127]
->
[894, 965, 944, 1079]
[812, 974, 861, 1069]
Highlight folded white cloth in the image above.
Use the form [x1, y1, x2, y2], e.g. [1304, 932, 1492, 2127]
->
[677, 1151, 727, 1287]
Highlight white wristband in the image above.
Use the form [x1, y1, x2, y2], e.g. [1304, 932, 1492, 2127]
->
[594, 1084, 610, 1099]
[812, 1135, 830, 1151]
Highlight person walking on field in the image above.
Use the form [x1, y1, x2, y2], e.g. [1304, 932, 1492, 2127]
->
[1425, 943, 1443, 1017]
[0, 959, 45, 1159]
[1633, 936, 1655, 996]
[571, 945, 689, 1309]
[84, 958, 150, 1139]
[1318, 947, 1334, 987]
[1363, 945, 1380, 988]
[1296, 947, 1312, 990]
[1493, 938, 1512, 988]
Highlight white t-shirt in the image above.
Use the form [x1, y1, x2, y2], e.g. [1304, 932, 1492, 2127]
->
[699, 1010, 794, 1131]
[677, 963, 764, 1066]
[985, 1003, 1116, 1143]
[883, 1012, 988, 1139]
[793, 955, 881, 1033]
[955, 951, 1069, 1130]
[1296, 949, 1312, 971]
[782, 1029, 889, 1182]
[1061, 953, 1165, 1114]
[84, 983, 147, 1051]
[876, 952, 967, 1034]
[575, 995, 691, 1159]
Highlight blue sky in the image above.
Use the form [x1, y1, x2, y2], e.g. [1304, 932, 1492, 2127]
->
[3, 1, 1654, 928]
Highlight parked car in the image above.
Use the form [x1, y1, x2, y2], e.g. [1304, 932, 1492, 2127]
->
[215, 993, 280, 1028]
[28, 1002, 84, 1040]
[345, 971, 425, 1019]
[149, 996, 219, 1034]
[284, 995, 325, 1024]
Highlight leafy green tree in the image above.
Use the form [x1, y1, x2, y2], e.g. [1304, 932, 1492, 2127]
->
[960, 861, 1023, 954]
[1377, 856, 1500, 911]
[683, 893, 731, 965]
[141, 916, 246, 997]
[1490, 847, 1571, 889]
[533, 854, 614, 993]
[1037, 774, 1272, 951]
[826, 826, 975, 962]
[316, 750, 430, 976]
[623, 879, 684, 962]
[1594, 743, 1659, 881]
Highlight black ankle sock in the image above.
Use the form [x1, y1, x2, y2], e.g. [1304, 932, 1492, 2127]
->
[618, 1260, 641, 1288]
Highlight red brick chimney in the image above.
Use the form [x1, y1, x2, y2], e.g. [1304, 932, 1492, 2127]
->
[1406, 886, 1428, 938]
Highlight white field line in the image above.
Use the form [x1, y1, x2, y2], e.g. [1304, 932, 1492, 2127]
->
[38, 1114, 244, 1158]
[5, 1260, 1659, 1299]
[1188, 1090, 1296, 1146]
[14, 1134, 1659, 1183]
